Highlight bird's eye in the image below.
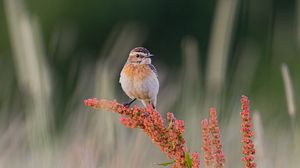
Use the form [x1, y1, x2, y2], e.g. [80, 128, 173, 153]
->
[136, 54, 140, 58]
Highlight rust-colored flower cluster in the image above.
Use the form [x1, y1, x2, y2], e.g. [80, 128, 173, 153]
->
[84, 98, 199, 168]
[85, 95, 257, 168]
[192, 152, 200, 168]
[240, 95, 256, 168]
[201, 119, 212, 167]
[201, 108, 225, 168]
[209, 108, 225, 167]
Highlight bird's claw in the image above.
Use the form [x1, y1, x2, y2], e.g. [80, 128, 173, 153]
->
[123, 103, 130, 108]
[122, 98, 137, 108]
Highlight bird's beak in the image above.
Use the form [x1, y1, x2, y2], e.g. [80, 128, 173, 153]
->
[146, 54, 154, 58]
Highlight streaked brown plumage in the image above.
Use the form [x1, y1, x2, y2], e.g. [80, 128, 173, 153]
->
[119, 47, 159, 108]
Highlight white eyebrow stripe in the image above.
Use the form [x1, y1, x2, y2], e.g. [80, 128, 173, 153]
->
[130, 52, 148, 56]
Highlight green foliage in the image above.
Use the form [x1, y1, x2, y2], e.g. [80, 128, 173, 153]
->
[155, 160, 175, 167]
[185, 152, 192, 168]
[1, 0, 300, 167]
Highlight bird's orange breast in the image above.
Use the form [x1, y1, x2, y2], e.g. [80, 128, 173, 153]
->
[122, 64, 152, 81]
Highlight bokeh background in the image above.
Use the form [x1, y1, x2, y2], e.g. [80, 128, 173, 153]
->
[0, 0, 300, 167]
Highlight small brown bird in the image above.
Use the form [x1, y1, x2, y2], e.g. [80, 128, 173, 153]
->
[119, 47, 159, 109]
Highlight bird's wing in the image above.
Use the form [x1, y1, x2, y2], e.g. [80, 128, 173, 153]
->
[148, 64, 158, 77]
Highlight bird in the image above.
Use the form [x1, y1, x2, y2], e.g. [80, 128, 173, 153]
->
[119, 47, 159, 109]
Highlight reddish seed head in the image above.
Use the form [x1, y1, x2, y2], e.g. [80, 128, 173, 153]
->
[201, 108, 225, 168]
[209, 108, 225, 168]
[240, 95, 256, 168]
[84, 98, 189, 167]
[192, 152, 200, 168]
[201, 119, 212, 168]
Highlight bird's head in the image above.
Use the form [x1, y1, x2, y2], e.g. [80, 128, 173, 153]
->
[127, 47, 154, 64]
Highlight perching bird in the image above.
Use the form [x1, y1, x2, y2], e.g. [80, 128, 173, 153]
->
[119, 47, 159, 109]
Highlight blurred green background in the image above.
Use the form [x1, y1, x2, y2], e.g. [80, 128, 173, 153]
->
[0, 0, 299, 167]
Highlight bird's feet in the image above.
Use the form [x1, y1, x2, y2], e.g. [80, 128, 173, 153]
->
[123, 102, 130, 108]
[122, 98, 136, 108]
[151, 104, 156, 109]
